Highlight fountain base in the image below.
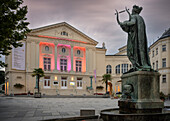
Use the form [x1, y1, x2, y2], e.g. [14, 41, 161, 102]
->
[100, 108, 170, 121]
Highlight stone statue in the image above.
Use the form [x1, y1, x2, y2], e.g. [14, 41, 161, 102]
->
[121, 84, 133, 100]
[116, 5, 151, 71]
[102, 42, 106, 49]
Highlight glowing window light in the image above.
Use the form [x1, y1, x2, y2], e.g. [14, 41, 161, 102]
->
[55, 76, 57, 80]
[73, 46, 86, 72]
[39, 42, 55, 71]
[118, 86, 120, 92]
[70, 82, 75, 86]
[57, 44, 71, 72]
[71, 77, 74, 81]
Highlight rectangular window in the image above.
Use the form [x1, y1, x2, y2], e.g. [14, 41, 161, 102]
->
[152, 50, 154, 57]
[162, 44, 166, 52]
[162, 58, 166, 68]
[156, 61, 158, 70]
[60, 59, 67, 72]
[162, 75, 166, 83]
[152, 62, 155, 70]
[156, 48, 158, 55]
[44, 57, 51, 71]
[77, 78, 82, 89]
[116, 65, 120, 74]
[76, 60, 82, 72]
[61, 77, 67, 89]
[121, 64, 128, 73]
[44, 76, 50, 88]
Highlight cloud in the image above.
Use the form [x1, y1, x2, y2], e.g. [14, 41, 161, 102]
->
[23, 0, 169, 54]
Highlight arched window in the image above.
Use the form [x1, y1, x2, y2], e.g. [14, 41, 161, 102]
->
[115, 64, 120, 74]
[121, 64, 128, 73]
[106, 65, 112, 74]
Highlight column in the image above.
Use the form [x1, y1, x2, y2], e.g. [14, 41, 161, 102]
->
[86, 48, 89, 73]
[36, 42, 39, 68]
[71, 46, 74, 72]
[54, 44, 57, 71]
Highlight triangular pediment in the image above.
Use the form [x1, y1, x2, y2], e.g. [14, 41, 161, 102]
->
[29, 22, 98, 45]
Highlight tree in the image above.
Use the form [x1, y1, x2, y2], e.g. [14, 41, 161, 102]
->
[102, 74, 111, 94]
[0, 0, 30, 67]
[32, 68, 45, 93]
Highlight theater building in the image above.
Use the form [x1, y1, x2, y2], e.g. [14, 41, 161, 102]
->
[5, 22, 131, 95]
[149, 28, 170, 95]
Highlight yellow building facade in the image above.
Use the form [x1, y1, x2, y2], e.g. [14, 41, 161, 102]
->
[150, 28, 170, 95]
[5, 22, 131, 96]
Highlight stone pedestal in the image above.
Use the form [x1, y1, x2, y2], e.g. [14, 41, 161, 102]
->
[119, 71, 164, 114]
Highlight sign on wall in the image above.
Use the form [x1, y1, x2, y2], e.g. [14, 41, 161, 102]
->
[12, 42, 25, 70]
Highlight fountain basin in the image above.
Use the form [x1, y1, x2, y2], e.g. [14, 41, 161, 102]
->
[100, 108, 170, 121]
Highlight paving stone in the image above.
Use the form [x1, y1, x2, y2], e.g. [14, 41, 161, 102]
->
[15, 111, 27, 117]
[0, 96, 169, 121]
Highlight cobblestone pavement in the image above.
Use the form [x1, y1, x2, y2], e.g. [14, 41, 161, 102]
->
[0, 96, 169, 121]
[0, 96, 119, 121]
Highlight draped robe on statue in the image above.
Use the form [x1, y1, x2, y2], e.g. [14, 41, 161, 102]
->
[120, 14, 151, 71]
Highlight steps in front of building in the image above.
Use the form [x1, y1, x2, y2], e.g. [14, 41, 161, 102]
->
[41, 89, 94, 96]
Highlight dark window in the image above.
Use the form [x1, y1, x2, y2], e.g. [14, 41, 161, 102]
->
[152, 50, 154, 57]
[76, 60, 82, 72]
[45, 46, 49, 51]
[121, 64, 128, 73]
[162, 75, 166, 83]
[115, 65, 120, 74]
[43, 57, 51, 71]
[62, 48, 66, 53]
[162, 45, 166, 52]
[77, 50, 81, 55]
[156, 48, 158, 55]
[60, 59, 67, 72]
[156, 61, 158, 70]
[153, 62, 155, 70]
[106, 65, 112, 74]
[162, 58, 166, 68]
[61, 31, 68, 36]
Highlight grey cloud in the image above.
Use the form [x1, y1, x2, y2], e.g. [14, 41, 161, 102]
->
[23, 0, 169, 54]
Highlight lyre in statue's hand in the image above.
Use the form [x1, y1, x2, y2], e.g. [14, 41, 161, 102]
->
[115, 9, 121, 25]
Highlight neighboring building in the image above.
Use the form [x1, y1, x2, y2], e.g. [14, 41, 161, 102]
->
[149, 28, 170, 95]
[5, 22, 131, 95]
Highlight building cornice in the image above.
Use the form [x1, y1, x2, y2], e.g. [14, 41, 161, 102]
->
[30, 22, 98, 45]
[27, 34, 97, 46]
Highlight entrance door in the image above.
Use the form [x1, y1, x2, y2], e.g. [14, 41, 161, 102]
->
[61, 79, 67, 89]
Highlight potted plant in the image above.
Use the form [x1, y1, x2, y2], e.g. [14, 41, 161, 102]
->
[14, 83, 24, 88]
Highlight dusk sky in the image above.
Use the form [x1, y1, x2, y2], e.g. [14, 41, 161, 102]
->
[0, 0, 170, 69]
[23, 0, 170, 54]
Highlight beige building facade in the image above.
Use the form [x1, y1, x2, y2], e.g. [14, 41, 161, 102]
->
[149, 28, 170, 95]
[5, 22, 131, 96]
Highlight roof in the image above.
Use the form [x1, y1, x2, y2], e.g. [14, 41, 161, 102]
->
[159, 28, 170, 40]
[30, 22, 98, 45]
[150, 28, 170, 48]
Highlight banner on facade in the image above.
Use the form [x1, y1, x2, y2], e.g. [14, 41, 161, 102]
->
[12, 42, 25, 70]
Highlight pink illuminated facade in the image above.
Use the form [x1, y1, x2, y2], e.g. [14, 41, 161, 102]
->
[39, 42, 55, 71]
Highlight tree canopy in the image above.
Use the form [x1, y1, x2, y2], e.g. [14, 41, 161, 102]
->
[102, 74, 111, 94]
[32, 68, 45, 78]
[0, 0, 30, 67]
